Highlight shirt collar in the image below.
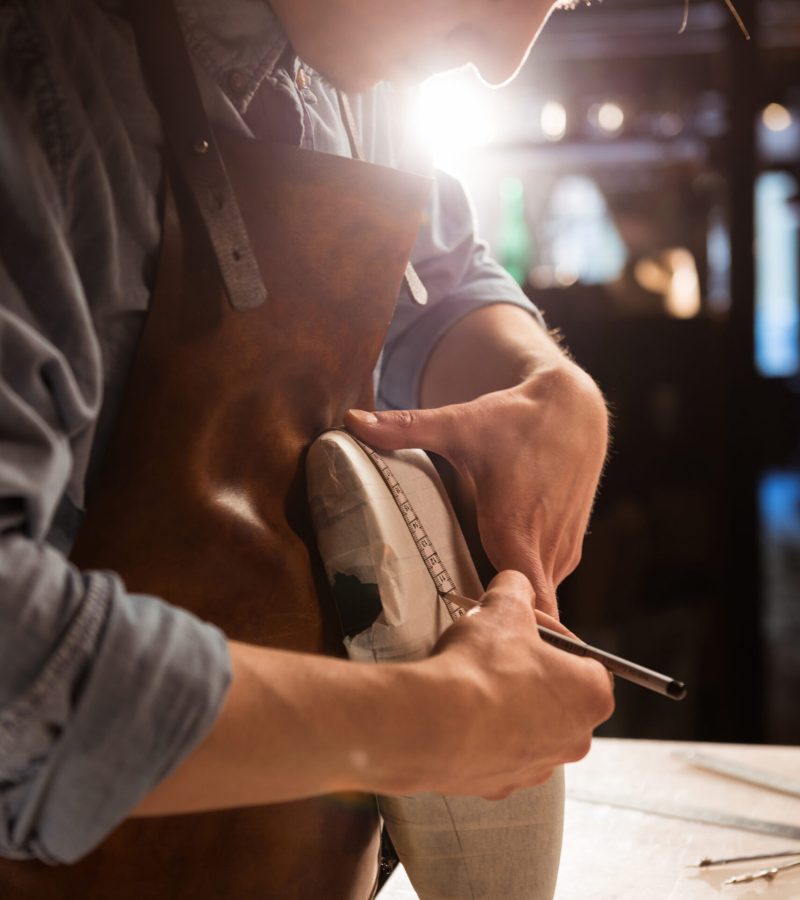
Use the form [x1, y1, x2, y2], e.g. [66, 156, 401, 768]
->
[174, 0, 291, 111]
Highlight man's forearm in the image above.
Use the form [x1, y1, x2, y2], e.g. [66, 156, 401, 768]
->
[419, 302, 599, 409]
[133, 641, 432, 815]
[134, 572, 614, 817]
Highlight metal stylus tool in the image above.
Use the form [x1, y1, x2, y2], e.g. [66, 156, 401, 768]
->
[445, 592, 686, 700]
[536, 626, 686, 699]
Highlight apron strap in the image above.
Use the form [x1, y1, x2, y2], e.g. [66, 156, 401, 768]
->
[338, 91, 428, 307]
[126, 0, 267, 312]
[336, 90, 365, 162]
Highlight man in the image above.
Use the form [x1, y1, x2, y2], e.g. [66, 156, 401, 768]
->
[0, 0, 613, 896]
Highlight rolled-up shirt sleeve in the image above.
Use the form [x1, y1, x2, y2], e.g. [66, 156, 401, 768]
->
[0, 78, 231, 865]
[0, 551, 230, 865]
[378, 167, 547, 412]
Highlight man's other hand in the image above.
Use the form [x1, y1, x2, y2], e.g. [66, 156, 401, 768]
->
[345, 356, 608, 618]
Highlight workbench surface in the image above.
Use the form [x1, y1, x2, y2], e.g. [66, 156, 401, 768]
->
[378, 737, 800, 899]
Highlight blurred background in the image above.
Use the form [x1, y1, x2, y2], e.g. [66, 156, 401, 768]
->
[414, 0, 799, 744]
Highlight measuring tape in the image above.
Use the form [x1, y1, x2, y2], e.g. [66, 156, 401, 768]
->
[353, 436, 468, 623]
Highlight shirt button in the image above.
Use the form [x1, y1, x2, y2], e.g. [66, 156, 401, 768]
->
[227, 70, 248, 96]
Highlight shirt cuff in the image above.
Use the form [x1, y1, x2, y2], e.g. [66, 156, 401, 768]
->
[0, 571, 231, 864]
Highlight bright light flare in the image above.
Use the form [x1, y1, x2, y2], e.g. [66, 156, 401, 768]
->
[541, 101, 567, 140]
[412, 70, 497, 171]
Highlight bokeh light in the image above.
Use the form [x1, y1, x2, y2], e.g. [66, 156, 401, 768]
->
[634, 248, 701, 318]
[541, 101, 567, 140]
[655, 112, 684, 138]
[596, 102, 624, 133]
[762, 103, 792, 133]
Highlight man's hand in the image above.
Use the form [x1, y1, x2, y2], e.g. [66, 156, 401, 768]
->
[345, 348, 608, 617]
[378, 570, 615, 799]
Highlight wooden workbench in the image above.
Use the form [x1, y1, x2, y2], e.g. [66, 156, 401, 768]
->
[378, 738, 800, 899]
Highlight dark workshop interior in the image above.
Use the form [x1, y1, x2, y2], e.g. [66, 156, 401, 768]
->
[415, 0, 800, 744]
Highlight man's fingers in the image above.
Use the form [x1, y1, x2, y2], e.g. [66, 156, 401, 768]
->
[345, 406, 460, 456]
[483, 569, 536, 608]
[482, 575, 613, 710]
[582, 658, 617, 721]
[443, 571, 536, 643]
[475, 512, 562, 619]
[534, 613, 615, 696]
[481, 577, 579, 642]
[533, 609, 578, 640]
[531, 585, 558, 619]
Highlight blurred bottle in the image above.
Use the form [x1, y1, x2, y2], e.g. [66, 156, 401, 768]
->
[498, 176, 532, 285]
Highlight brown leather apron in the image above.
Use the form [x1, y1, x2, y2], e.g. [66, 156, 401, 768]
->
[0, 2, 430, 897]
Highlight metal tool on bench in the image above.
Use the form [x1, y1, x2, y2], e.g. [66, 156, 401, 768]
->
[723, 857, 800, 885]
[677, 750, 800, 885]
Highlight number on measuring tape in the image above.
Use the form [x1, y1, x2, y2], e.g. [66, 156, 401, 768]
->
[356, 438, 461, 621]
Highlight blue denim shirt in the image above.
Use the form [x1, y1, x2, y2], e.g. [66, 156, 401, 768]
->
[0, 0, 539, 865]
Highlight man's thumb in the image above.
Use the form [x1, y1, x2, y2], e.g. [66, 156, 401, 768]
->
[344, 407, 455, 454]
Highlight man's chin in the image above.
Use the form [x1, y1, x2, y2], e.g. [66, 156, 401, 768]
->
[390, 56, 473, 87]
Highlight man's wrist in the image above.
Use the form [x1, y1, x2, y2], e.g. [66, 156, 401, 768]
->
[338, 657, 463, 797]
[517, 351, 609, 443]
